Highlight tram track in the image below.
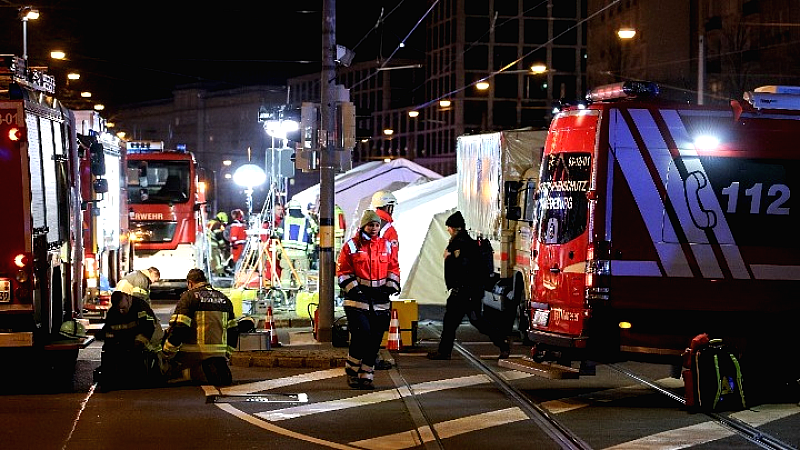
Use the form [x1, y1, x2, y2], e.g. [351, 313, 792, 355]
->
[418, 322, 798, 449]
[417, 322, 591, 449]
[607, 364, 797, 450]
[452, 341, 593, 450]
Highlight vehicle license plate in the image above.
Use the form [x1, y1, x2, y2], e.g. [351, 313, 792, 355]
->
[532, 309, 549, 327]
[0, 279, 10, 302]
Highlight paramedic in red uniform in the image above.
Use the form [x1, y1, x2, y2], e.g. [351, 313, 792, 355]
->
[336, 210, 400, 389]
[228, 209, 247, 264]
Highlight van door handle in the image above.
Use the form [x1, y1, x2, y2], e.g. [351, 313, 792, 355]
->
[549, 267, 561, 274]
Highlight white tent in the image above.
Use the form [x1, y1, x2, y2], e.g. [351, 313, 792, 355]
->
[291, 158, 442, 230]
[391, 175, 457, 305]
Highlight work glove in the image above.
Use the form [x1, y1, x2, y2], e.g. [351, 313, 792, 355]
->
[134, 334, 149, 349]
[161, 341, 179, 360]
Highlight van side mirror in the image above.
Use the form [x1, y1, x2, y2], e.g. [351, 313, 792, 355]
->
[90, 142, 106, 176]
[93, 178, 108, 194]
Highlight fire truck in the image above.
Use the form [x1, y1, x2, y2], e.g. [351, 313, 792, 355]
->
[0, 57, 92, 384]
[126, 141, 208, 296]
[508, 82, 800, 386]
[75, 110, 130, 320]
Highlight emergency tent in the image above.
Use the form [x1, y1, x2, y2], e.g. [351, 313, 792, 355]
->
[291, 158, 442, 231]
[392, 175, 457, 306]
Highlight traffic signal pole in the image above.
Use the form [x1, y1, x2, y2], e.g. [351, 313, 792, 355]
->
[317, 0, 337, 342]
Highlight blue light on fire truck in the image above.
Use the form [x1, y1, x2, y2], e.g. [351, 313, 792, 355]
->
[586, 81, 660, 102]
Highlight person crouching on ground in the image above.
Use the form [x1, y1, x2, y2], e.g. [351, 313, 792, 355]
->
[336, 210, 400, 389]
[427, 211, 510, 360]
[161, 268, 239, 386]
[95, 287, 163, 391]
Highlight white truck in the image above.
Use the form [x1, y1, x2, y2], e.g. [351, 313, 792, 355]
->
[455, 129, 547, 336]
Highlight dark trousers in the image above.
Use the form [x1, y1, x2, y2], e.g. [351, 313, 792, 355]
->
[345, 306, 390, 375]
[437, 288, 509, 356]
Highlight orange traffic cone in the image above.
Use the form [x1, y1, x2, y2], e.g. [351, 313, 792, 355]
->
[264, 305, 281, 348]
[387, 309, 402, 351]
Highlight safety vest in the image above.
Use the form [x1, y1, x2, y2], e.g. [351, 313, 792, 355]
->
[282, 215, 312, 252]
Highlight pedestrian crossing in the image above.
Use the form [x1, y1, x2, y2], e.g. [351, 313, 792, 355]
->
[208, 367, 799, 449]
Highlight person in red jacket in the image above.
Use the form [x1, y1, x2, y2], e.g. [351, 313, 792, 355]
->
[228, 209, 247, 265]
[336, 210, 400, 389]
[370, 190, 399, 250]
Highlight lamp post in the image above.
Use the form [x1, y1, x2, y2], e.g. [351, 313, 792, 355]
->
[19, 6, 39, 63]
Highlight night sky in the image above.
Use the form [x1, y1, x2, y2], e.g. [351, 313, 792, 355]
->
[0, 0, 426, 112]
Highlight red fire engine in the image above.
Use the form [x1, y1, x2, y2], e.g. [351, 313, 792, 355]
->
[75, 111, 130, 320]
[0, 56, 92, 383]
[126, 141, 207, 296]
[518, 82, 800, 383]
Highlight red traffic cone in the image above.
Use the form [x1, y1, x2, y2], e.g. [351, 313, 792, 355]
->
[387, 309, 402, 351]
[264, 305, 281, 348]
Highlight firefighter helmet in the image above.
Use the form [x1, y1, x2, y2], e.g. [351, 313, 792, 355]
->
[216, 211, 229, 223]
[287, 199, 302, 210]
[59, 320, 87, 339]
[370, 190, 397, 209]
[230, 209, 244, 221]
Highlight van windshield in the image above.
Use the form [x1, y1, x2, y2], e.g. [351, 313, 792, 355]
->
[536, 152, 592, 244]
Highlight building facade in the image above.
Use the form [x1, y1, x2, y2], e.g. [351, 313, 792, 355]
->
[112, 85, 300, 216]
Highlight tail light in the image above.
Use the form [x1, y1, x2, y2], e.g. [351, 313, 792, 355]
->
[585, 243, 610, 302]
[11, 252, 33, 302]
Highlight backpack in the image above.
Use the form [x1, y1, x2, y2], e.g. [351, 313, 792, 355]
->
[691, 338, 746, 412]
[475, 237, 496, 289]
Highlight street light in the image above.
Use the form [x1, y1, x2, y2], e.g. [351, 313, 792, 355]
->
[19, 6, 39, 63]
[617, 28, 636, 39]
[233, 163, 267, 218]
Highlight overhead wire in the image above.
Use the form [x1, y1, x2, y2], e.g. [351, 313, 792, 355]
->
[411, 0, 622, 111]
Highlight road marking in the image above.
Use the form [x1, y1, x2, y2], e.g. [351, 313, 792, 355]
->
[543, 377, 680, 414]
[220, 368, 342, 396]
[256, 374, 493, 421]
[349, 407, 529, 450]
[216, 403, 361, 450]
[601, 399, 799, 449]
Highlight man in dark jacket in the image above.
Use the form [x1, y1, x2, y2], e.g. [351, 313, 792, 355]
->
[161, 268, 239, 386]
[427, 211, 510, 360]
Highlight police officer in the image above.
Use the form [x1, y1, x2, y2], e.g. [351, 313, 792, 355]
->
[337, 210, 400, 389]
[427, 211, 510, 360]
[280, 200, 315, 288]
[161, 268, 239, 386]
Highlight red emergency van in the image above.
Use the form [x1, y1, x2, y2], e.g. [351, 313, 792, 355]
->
[526, 82, 800, 384]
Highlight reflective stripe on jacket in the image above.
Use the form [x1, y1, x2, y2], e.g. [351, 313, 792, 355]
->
[165, 282, 238, 359]
[336, 233, 400, 311]
[375, 209, 398, 249]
